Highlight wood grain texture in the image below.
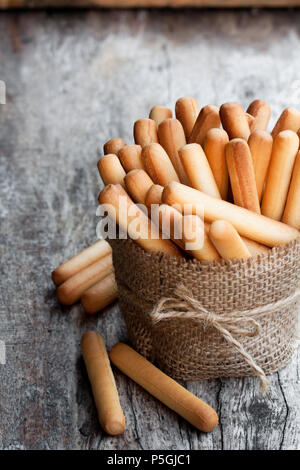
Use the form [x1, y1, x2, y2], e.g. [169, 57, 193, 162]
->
[0, 9, 299, 450]
[1, 0, 300, 8]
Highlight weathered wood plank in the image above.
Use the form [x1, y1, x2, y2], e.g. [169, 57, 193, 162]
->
[0, 8, 299, 450]
[1, 0, 300, 10]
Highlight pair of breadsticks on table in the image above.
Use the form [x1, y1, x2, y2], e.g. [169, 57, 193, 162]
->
[81, 331, 218, 435]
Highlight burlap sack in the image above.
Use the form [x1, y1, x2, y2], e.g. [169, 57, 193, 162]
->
[110, 237, 300, 389]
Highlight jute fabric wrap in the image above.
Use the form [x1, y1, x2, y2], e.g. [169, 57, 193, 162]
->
[110, 237, 300, 389]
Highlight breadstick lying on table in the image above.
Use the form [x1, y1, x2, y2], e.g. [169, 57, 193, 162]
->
[110, 343, 218, 433]
[125, 169, 154, 205]
[134, 118, 158, 147]
[52, 239, 112, 286]
[82, 332, 125, 436]
[261, 130, 299, 220]
[204, 128, 229, 200]
[103, 138, 126, 156]
[145, 184, 164, 209]
[157, 118, 189, 184]
[282, 150, 300, 229]
[162, 181, 299, 247]
[271, 107, 300, 139]
[142, 143, 179, 186]
[209, 220, 251, 260]
[57, 253, 113, 306]
[246, 99, 270, 132]
[118, 145, 144, 172]
[189, 104, 220, 146]
[248, 130, 273, 202]
[81, 272, 118, 315]
[220, 102, 250, 140]
[226, 138, 261, 214]
[97, 154, 126, 187]
[149, 105, 172, 126]
[98, 184, 182, 257]
[155, 204, 220, 261]
[179, 143, 221, 199]
[175, 96, 199, 140]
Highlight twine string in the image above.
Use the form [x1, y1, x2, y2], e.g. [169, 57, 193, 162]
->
[150, 285, 300, 392]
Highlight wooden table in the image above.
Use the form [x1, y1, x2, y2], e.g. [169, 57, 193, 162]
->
[0, 8, 299, 450]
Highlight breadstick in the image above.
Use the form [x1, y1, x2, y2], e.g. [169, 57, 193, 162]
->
[226, 138, 260, 213]
[97, 154, 126, 187]
[98, 184, 182, 257]
[81, 332, 125, 435]
[145, 184, 163, 209]
[261, 130, 299, 220]
[245, 112, 255, 129]
[142, 143, 179, 186]
[205, 221, 268, 256]
[241, 237, 269, 256]
[103, 138, 126, 156]
[271, 107, 300, 139]
[220, 102, 250, 140]
[157, 119, 189, 184]
[207, 221, 268, 256]
[52, 239, 112, 286]
[282, 150, 300, 229]
[149, 106, 172, 126]
[81, 272, 118, 315]
[134, 118, 158, 147]
[209, 220, 251, 260]
[110, 343, 218, 433]
[175, 97, 199, 140]
[204, 128, 229, 200]
[118, 145, 144, 172]
[248, 130, 273, 202]
[156, 204, 220, 261]
[162, 181, 299, 247]
[56, 254, 113, 306]
[298, 128, 300, 144]
[179, 143, 221, 199]
[206, 222, 268, 256]
[125, 169, 154, 204]
[246, 100, 270, 131]
[189, 105, 220, 146]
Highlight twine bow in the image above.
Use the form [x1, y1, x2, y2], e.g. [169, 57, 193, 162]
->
[151, 285, 300, 392]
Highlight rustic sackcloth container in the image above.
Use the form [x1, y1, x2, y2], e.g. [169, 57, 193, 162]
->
[110, 236, 300, 389]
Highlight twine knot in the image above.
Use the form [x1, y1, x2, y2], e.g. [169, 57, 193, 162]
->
[151, 285, 300, 392]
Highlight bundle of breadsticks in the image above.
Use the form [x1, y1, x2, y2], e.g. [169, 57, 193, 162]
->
[97, 99, 300, 268]
[53, 99, 300, 313]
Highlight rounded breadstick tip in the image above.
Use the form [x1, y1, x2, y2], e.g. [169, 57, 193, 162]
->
[277, 128, 299, 143]
[103, 138, 126, 155]
[210, 220, 231, 239]
[98, 183, 124, 204]
[103, 419, 126, 436]
[199, 408, 219, 433]
[220, 102, 250, 140]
